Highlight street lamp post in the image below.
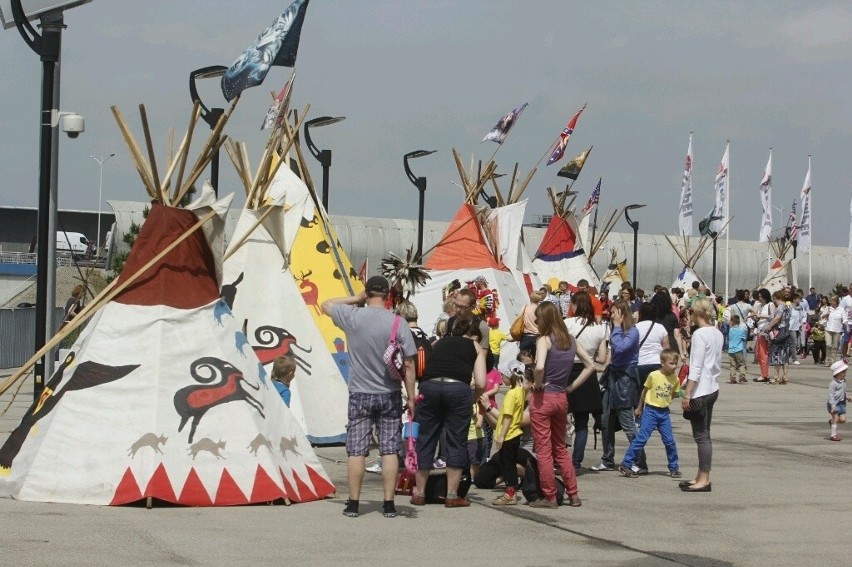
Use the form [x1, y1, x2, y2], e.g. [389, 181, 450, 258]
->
[624, 204, 646, 290]
[90, 153, 115, 256]
[189, 65, 227, 194]
[304, 116, 346, 211]
[403, 150, 437, 261]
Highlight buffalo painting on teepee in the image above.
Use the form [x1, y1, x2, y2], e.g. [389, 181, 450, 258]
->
[0, 103, 334, 506]
[222, 132, 349, 444]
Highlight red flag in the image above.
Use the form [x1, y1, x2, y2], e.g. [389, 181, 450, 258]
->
[546, 103, 587, 166]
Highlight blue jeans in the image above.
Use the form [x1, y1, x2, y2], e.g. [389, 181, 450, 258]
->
[415, 380, 472, 470]
[621, 406, 679, 472]
[600, 407, 645, 470]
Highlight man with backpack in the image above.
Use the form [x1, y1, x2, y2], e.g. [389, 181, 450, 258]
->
[323, 276, 417, 519]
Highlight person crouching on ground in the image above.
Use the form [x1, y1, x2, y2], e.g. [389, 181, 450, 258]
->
[828, 360, 851, 441]
[619, 349, 681, 478]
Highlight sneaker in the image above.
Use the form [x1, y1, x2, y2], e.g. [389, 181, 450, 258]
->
[342, 500, 359, 518]
[568, 495, 582, 507]
[618, 464, 638, 478]
[829, 435, 842, 442]
[444, 497, 471, 508]
[492, 493, 518, 506]
[738, 377, 748, 384]
[632, 465, 649, 475]
[590, 463, 614, 472]
[670, 470, 682, 478]
[433, 458, 447, 469]
[382, 502, 398, 518]
[365, 461, 382, 474]
[529, 498, 558, 509]
[792, 360, 801, 365]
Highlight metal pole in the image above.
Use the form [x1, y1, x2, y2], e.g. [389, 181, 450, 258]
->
[321, 149, 331, 212]
[632, 225, 638, 290]
[590, 204, 599, 251]
[417, 180, 426, 260]
[712, 235, 718, 292]
[45, 32, 62, 382]
[96, 159, 103, 252]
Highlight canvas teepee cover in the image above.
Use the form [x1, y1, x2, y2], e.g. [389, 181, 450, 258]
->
[223, 164, 348, 444]
[0, 198, 334, 506]
[532, 209, 600, 290]
[665, 234, 712, 291]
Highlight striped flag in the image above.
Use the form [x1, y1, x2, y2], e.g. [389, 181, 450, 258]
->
[482, 103, 528, 144]
[546, 103, 587, 166]
[787, 200, 799, 241]
[798, 158, 812, 252]
[678, 132, 694, 236]
[261, 69, 296, 130]
[758, 149, 772, 243]
[582, 178, 601, 215]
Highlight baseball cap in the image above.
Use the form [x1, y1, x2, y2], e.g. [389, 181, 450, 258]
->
[830, 360, 848, 376]
[365, 275, 390, 294]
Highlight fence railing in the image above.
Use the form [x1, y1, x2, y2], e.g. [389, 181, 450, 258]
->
[0, 252, 74, 267]
[0, 307, 65, 369]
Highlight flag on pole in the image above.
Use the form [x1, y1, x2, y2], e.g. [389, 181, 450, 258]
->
[798, 158, 812, 253]
[481, 102, 528, 144]
[546, 103, 587, 166]
[582, 178, 601, 215]
[357, 258, 368, 283]
[558, 146, 593, 179]
[758, 149, 772, 243]
[222, 0, 311, 101]
[712, 143, 730, 235]
[699, 207, 723, 237]
[677, 132, 694, 236]
[786, 200, 799, 241]
[261, 69, 296, 130]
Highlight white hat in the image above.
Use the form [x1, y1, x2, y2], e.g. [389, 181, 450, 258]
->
[500, 359, 525, 377]
[831, 360, 848, 376]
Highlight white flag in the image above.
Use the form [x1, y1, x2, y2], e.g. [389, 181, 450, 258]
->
[848, 194, 852, 255]
[712, 143, 729, 236]
[677, 132, 694, 236]
[798, 158, 812, 253]
[758, 150, 772, 243]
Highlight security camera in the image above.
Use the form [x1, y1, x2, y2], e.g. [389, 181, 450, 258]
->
[60, 114, 85, 139]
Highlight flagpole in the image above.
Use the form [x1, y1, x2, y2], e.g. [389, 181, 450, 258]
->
[724, 140, 730, 301]
[808, 155, 812, 291]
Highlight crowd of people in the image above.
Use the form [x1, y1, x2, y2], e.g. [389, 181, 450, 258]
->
[314, 274, 852, 517]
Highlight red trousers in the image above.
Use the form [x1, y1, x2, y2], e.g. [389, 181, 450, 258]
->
[529, 391, 578, 500]
[755, 334, 769, 378]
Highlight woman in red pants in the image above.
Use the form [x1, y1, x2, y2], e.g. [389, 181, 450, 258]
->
[750, 288, 774, 383]
[527, 301, 601, 508]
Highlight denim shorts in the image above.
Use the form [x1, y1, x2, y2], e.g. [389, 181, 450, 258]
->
[828, 401, 847, 416]
[346, 392, 403, 457]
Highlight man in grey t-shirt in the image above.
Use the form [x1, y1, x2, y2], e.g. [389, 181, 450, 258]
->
[322, 276, 416, 519]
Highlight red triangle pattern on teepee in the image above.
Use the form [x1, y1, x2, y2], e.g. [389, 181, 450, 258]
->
[425, 204, 503, 270]
[110, 467, 142, 506]
[279, 467, 300, 502]
[143, 463, 177, 503]
[292, 469, 317, 501]
[178, 468, 213, 506]
[771, 259, 783, 269]
[305, 465, 336, 499]
[214, 468, 249, 506]
[250, 465, 285, 503]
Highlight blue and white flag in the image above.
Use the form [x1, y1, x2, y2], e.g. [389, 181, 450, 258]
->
[482, 103, 528, 144]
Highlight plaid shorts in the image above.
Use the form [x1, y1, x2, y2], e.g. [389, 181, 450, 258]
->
[346, 392, 403, 457]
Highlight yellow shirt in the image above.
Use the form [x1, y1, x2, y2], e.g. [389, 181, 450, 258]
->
[468, 404, 484, 441]
[642, 370, 681, 409]
[489, 328, 508, 355]
[498, 386, 525, 441]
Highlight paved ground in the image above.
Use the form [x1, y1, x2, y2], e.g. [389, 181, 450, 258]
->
[1, 359, 851, 567]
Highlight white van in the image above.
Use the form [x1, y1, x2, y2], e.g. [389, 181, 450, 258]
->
[56, 231, 89, 256]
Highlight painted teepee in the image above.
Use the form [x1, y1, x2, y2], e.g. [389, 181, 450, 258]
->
[0, 103, 334, 506]
[221, 118, 349, 444]
[665, 233, 713, 291]
[759, 237, 793, 293]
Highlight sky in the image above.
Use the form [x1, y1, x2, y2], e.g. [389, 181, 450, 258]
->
[1, 0, 851, 247]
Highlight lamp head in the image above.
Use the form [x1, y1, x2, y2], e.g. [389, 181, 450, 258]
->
[404, 150, 437, 161]
[306, 116, 346, 128]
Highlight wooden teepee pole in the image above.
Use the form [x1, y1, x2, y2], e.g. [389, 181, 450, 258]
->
[0, 210, 218, 397]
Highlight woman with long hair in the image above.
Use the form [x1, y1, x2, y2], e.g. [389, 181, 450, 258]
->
[591, 299, 645, 474]
[750, 288, 773, 383]
[528, 301, 598, 508]
[650, 290, 680, 357]
[764, 290, 792, 384]
[680, 298, 722, 492]
[635, 303, 670, 384]
[564, 291, 610, 470]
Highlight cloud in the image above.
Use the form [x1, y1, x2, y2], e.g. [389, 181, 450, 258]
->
[739, 3, 852, 59]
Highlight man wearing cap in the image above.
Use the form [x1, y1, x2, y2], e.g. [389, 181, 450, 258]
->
[322, 275, 417, 519]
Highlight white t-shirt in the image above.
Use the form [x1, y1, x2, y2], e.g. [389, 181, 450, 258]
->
[687, 326, 722, 398]
[840, 295, 852, 320]
[825, 307, 847, 334]
[634, 320, 669, 366]
[564, 316, 609, 363]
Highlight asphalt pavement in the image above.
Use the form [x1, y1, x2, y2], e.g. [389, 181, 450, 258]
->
[1, 358, 851, 567]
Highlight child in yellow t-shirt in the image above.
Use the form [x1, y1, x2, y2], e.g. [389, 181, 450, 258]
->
[487, 316, 508, 367]
[467, 403, 485, 476]
[619, 349, 682, 478]
[491, 366, 531, 506]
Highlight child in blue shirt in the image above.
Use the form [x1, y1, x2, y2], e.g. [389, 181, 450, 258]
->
[272, 355, 297, 407]
[727, 314, 748, 384]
